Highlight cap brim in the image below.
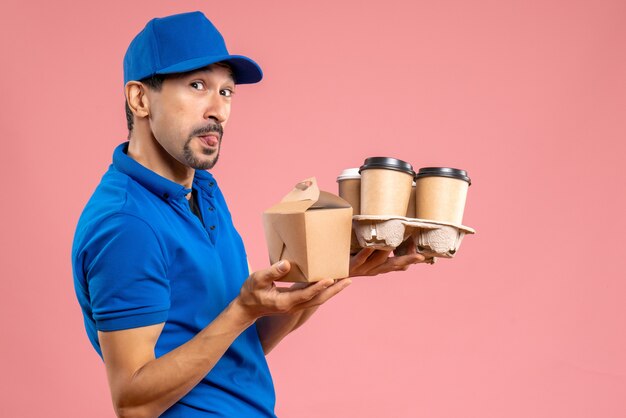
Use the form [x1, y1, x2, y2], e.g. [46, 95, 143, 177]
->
[156, 54, 263, 84]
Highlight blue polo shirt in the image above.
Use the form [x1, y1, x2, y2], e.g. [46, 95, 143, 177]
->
[72, 142, 276, 417]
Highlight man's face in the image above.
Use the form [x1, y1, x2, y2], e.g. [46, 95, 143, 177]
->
[145, 64, 235, 170]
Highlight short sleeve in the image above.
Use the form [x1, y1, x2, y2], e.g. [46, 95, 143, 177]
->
[83, 213, 170, 331]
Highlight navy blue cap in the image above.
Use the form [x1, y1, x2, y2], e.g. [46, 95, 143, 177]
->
[123, 11, 263, 85]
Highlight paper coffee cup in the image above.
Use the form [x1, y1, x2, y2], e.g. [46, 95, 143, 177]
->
[415, 167, 471, 225]
[359, 157, 415, 216]
[406, 181, 416, 218]
[337, 168, 361, 215]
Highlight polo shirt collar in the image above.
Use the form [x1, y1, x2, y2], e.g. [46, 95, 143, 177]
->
[113, 142, 192, 201]
[193, 168, 217, 197]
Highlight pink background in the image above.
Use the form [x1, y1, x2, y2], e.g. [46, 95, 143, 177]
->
[1, 0, 625, 417]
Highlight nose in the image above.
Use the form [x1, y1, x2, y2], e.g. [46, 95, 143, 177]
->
[203, 91, 229, 125]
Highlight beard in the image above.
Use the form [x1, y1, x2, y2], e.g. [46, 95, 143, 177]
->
[182, 122, 224, 170]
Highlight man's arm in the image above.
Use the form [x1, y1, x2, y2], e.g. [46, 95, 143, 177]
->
[100, 304, 252, 418]
[99, 261, 336, 418]
[256, 247, 425, 355]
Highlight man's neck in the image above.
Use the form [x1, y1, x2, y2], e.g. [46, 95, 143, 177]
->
[127, 136, 195, 189]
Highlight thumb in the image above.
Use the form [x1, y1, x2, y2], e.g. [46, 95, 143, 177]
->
[256, 260, 291, 285]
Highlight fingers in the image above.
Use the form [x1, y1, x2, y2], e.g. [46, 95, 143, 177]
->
[369, 253, 425, 276]
[349, 248, 375, 270]
[396, 253, 426, 264]
[276, 278, 335, 309]
[291, 278, 352, 310]
[271, 277, 352, 314]
[349, 249, 393, 277]
[286, 282, 310, 291]
[366, 250, 393, 266]
[350, 246, 426, 276]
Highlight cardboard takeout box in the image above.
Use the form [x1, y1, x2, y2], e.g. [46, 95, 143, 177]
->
[263, 178, 353, 282]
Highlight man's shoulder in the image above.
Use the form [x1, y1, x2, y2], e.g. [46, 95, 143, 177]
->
[71, 166, 174, 276]
[75, 167, 158, 237]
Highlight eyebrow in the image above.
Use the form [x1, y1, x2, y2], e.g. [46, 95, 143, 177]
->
[187, 65, 236, 84]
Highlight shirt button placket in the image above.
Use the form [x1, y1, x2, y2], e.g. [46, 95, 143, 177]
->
[205, 181, 217, 237]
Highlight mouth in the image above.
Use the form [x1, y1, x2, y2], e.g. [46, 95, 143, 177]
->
[198, 134, 219, 148]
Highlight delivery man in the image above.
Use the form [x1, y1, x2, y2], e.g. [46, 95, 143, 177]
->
[72, 11, 424, 417]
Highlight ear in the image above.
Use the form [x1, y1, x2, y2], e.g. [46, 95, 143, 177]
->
[125, 81, 150, 119]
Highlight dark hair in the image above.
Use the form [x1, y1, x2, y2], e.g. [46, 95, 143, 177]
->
[125, 74, 166, 136]
[125, 63, 235, 138]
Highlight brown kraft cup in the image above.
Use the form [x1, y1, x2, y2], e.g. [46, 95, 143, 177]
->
[359, 157, 415, 216]
[337, 168, 361, 215]
[415, 167, 471, 225]
[406, 181, 416, 218]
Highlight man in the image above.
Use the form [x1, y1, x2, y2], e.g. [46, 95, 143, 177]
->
[72, 11, 424, 418]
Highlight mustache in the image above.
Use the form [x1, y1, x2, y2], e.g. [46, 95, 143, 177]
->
[190, 123, 223, 139]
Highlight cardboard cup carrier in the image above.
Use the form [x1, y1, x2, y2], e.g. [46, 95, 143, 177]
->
[345, 159, 475, 262]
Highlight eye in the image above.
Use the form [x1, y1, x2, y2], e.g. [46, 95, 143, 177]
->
[190, 81, 206, 90]
[220, 88, 234, 98]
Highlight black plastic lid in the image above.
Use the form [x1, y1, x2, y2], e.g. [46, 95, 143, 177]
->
[359, 157, 415, 176]
[415, 167, 471, 185]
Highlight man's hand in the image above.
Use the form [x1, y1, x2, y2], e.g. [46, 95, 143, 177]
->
[349, 239, 425, 277]
[236, 261, 351, 321]
[242, 261, 352, 355]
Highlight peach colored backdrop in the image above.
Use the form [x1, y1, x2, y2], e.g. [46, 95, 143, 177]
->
[1, 0, 625, 417]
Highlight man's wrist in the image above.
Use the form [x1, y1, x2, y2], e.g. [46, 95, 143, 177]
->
[227, 297, 258, 328]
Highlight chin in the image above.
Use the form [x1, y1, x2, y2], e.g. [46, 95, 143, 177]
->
[183, 142, 220, 170]
[192, 153, 219, 170]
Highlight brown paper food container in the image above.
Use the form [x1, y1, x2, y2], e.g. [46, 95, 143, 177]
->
[415, 167, 471, 225]
[359, 157, 415, 216]
[263, 177, 353, 282]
